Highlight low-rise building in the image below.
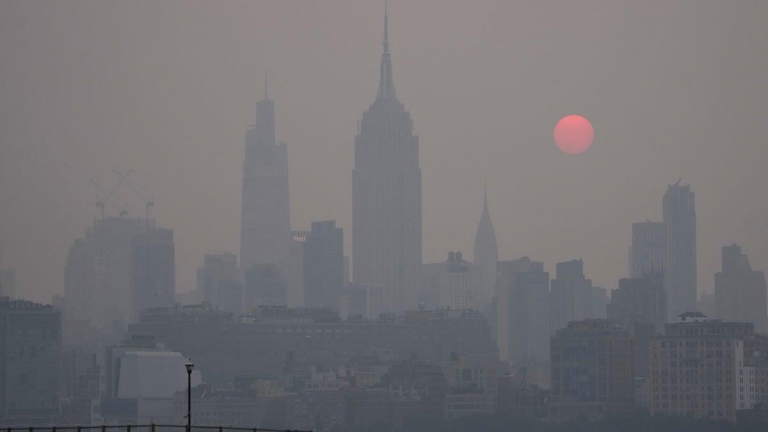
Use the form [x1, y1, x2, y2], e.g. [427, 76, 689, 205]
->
[649, 313, 768, 421]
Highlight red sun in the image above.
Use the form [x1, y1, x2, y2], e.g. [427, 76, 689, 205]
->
[554, 115, 594, 154]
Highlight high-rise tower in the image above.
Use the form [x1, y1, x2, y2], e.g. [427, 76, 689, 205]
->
[663, 181, 696, 320]
[473, 184, 498, 313]
[352, 6, 422, 313]
[240, 74, 290, 271]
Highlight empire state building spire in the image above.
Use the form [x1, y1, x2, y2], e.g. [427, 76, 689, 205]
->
[376, 1, 397, 102]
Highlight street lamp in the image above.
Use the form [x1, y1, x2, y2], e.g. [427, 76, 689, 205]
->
[185, 359, 194, 432]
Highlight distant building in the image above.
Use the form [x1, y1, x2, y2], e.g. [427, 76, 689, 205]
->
[419, 263, 442, 309]
[443, 353, 498, 418]
[0, 299, 62, 423]
[303, 221, 344, 309]
[287, 231, 309, 307]
[439, 252, 474, 310]
[103, 336, 201, 424]
[549, 319, 634, 419]
[0, 269, 15, 299]
[497, 375, 548, 418]
[130, 307, 496, 386]
[649, 314, 768, 421]
[698, 291, 716, 318]
[664, 181, 697, 321]
[631, 221, 665, 277]
[244, 264, 287, 309]
[381, 359, 449, 418]
[496, 258, 550, 367]
[240, 75, 290, 271]
[608, 271, 667, 334]
[715, 244, 767, 333]
[339, 284, 384, 320]
[175, 383, 289, 430]
[473, 185, 498, 315]
[130, 228, 175, 321]
[64, 217, 151, 330]
[607, 271, 667, 378]
[352, 7, 421, 313]
[549, 259, 603, 334]
[197, 252, 242, 313]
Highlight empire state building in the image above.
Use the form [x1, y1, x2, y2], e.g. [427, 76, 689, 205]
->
[352, 7, 422, 313]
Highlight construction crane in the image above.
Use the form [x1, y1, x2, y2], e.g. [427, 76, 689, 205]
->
[89, 170, 132, 219]
[114, 169, 154, 229]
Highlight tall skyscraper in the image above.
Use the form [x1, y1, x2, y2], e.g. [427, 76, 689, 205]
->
[130, 228, 176, 321]
[631, 221, 665, 277]
[240, 75, 290, 272]
[473, 185, 498, 314]
[496, 257, 550, 366]
[663, 181, 697, 320]
[352, 8, 421, 313]
[304, 221, 344, 308]
[715, 244, 767, 333]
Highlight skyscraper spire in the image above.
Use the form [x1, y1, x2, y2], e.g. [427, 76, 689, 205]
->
[376, 0, 397, 102]
[383, 0, 389, 54]
[474, 182, 498, 313]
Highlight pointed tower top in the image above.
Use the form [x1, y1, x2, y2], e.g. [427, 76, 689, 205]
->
[375, 0, 397, 102]
[384, 0, 389, 54]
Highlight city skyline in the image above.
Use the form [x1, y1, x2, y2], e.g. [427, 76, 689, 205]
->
[2, 1, 768, 305]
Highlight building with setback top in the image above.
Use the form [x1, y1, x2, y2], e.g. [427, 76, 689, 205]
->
[352, 7, 422, 313]
[240, 75, 290, 272]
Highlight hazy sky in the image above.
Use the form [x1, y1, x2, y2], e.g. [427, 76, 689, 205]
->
[1, 1, 767, 303]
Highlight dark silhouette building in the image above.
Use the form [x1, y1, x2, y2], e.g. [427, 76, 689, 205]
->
[0, 299, 62, 423]
[549, 319, 634, 419]
[663, 181, 697, 321]
[303, 221, 343, 309]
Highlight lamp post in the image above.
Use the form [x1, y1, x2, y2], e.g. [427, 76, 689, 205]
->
[185, 359, 194, 432]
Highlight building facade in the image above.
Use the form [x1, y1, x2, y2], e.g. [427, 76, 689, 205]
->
[0, 299, 62, 423]
[130, 228, 176, 321]
[496, 257, 550, 366]
[439, 252, 474, 310]
[631, 221, 665, 278]
[303, 221, 344, 309]
[549, 259, 603, 334]
[549, 319, 634, 419]
[648, 314, 768, 421]
[240, 76, 290, 272]
[663, 181, 697, 321]
[197, 252, 242, 313]
[715, 244, 767, 333]
[64, 217, 150, 331]
[352, 9, 422, 313]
